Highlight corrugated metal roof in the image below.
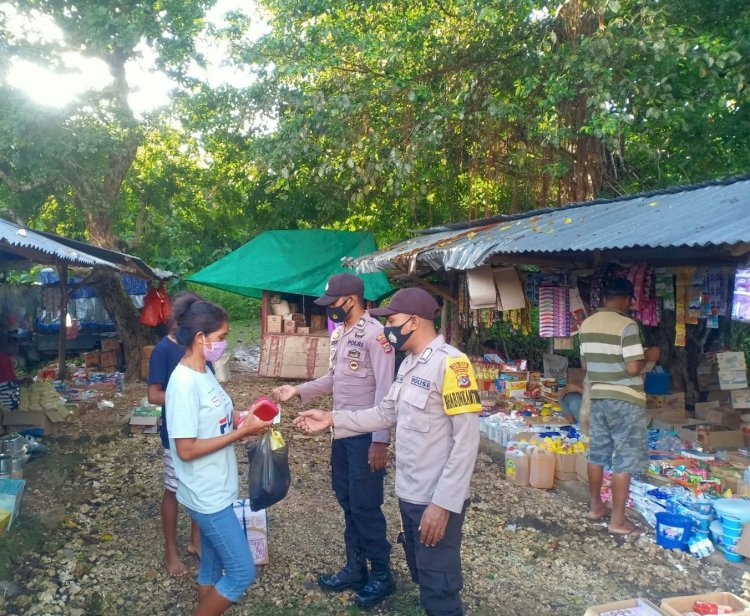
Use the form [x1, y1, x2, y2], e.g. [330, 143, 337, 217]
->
[355, 176, 750, 273]
[0, 219, 119, 269]
[36, 230, 173, 280]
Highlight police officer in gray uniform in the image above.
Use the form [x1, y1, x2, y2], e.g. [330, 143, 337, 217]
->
[294, 288, 481, 616]
[273, 273, 396, 608]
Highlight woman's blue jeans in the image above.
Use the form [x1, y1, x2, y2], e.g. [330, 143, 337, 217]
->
[187, 504, 255, 602]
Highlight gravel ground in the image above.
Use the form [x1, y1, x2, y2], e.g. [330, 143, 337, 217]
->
[1, 360, 746, 615]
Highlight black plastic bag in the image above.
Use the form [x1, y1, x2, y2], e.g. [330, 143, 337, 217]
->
[247, 429, 291, 510]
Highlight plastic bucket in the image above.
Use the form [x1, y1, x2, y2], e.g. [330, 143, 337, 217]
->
[644, 372, 671, 395]
[656, 512, 692, 549]
[724, 550, 744, 563]
[722, 515, 743, 532]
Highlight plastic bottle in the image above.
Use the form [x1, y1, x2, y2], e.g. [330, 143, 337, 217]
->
[505, 447, 530, 486]
[530, 447, 556, 489]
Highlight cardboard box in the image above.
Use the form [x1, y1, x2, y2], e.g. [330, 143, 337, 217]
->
[266, 315, 282, 333]
[660, 592, 750, 616]
[584, 598, 665, 616]
[648, 412, 689, 430]
[704, 407, 742, 430]
[723, 450, 750, 466]
[718, 351, 748, 372]
[283, 320, 297, 334]
[233, 500, 269, 565]
[576, 452, 589, 485]
[100, 338, 120, 353]
[695, 400, 720, 419]
[82, 350, 100, 367]
[1, 409, 68, 435]
[140, 357, 150, 380]
[735, 524, 750, 558]
[707, 390, 731, 403]
[297, 327, 310, 334]
[555, 452, 577, 481]
[646, 392, 685, 412]
[0, 478, 26, 530]
[677, 423, 745, 450]
[291, 313, 306, 325]
[310, 315, 327, 331]
[99, 350, 118, 369]
[719, 369, 749, 391]
[129, 415, 159, 435]
[732, 388, 750, 409]
[709, 463, 743, 492]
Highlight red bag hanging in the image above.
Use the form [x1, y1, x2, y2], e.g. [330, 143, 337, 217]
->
[140, 285, 165, 326]
[155, 282, 172, 324]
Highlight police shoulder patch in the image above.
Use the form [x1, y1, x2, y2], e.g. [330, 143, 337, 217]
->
[375, 333, 393, 354]
[441, 354, 481, 416]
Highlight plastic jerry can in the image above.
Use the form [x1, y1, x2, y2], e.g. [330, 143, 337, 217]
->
[530, 447, 555, 489]
[505, 448, 530, 486]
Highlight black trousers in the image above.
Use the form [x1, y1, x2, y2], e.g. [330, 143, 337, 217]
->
[399, 499, 469, 616]
[331, 434, 391, 566]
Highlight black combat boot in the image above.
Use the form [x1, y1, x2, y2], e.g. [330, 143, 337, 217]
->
[318, 548, 368, 592]
[353, 562, 396, 608]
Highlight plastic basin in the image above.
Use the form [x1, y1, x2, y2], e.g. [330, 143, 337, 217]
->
[713, 499, 750, 524]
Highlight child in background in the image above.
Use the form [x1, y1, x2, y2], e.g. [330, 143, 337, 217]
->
[147, 291, 203, 577]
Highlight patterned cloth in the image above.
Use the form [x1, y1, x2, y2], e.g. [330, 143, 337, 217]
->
[588, 399, 649, 474]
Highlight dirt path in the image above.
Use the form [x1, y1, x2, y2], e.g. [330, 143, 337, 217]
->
[0, 368, 745, 615]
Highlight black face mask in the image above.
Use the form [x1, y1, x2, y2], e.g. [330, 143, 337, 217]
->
[384, 318, 414, 351]
[326, 298, 352, 323]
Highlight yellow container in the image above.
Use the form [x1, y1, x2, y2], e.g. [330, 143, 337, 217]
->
[0, 510, 10, 535]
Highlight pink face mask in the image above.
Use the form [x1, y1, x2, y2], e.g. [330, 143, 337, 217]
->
[202, 338, 227, 362]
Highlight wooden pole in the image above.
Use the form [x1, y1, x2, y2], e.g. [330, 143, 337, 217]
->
[407, 275, 458, 306]
[57, 263, 68, 380]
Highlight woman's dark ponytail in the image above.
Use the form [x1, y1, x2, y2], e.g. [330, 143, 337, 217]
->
[172, 295, 228, 347]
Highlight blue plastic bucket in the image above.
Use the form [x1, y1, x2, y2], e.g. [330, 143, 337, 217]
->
[723, 525, 742, 539]
[723, 515, 743, 531]
[725, 552, 744, 563]
[656, 512, 692, 549]
[645, 372, 671, 395]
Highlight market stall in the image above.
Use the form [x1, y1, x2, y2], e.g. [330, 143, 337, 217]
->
[189, 230, 393, 379]
[351, 176, 750, 578]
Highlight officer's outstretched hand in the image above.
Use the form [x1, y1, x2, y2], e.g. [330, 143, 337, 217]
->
[293, 409, 333, 434]
[419, 503, 450, 547]
[272, 384, 299, 402]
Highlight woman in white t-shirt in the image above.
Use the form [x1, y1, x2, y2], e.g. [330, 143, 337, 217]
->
[166, 296, 271, 616]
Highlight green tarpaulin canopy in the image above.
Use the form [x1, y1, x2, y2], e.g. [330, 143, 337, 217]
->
[188, 230, 394, 300]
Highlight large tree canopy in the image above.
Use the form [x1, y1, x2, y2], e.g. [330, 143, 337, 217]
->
[0, 0, 748, 268]
[218, 0, 750, 243]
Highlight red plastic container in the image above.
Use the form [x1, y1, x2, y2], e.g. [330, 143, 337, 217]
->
[250, 396, 279, 421]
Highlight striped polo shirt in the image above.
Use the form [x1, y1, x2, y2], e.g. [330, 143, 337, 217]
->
[579, 308, 646, 406]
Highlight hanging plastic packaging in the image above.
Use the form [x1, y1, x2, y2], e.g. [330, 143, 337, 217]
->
[247, 428, 291, 510]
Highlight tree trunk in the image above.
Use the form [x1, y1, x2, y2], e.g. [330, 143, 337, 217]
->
[90, 269, 153, 381]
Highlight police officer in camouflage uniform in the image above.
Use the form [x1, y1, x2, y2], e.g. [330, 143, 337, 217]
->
[273, 273, 396, 608]
[294, 288, 481, 616]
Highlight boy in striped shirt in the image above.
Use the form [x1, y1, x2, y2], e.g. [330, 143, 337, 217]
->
[579, 278, 660, 536]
